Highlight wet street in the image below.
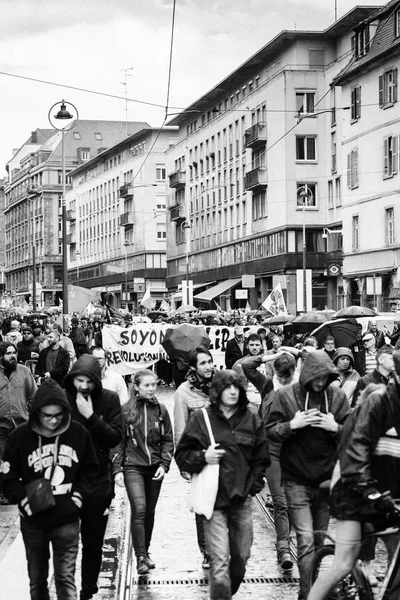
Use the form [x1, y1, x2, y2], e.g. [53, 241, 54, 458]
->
[0, 384, 387, 599]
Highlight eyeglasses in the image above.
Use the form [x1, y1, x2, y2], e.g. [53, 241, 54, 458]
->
[40, 411, 64, 421]
[23, 332, 32, 335]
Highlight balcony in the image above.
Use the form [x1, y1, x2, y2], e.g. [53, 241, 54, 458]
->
[244, 167, 268, 191]
[169, 170, 186, 189]
[244, 123, 267, 149]
[119, 212, 134, 228]
[66, 209, 76, 221]
[66, 233, 76, 245]
[119, 183, 133, 198]
[169, 204, 185, 222]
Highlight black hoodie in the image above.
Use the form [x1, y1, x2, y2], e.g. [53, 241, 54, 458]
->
[64, 355, 122, 483]
[1, 379, 98, 529]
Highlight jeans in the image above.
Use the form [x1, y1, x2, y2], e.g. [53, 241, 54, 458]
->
[195, 513, 207, 555]
[124, 467, 163, 557]
[266, 457, 290, 548]
[284, 480, 330, 599]
[203, 496, 253, 600]
[80, 480, 114, 599]
[21, 518, 79, 600]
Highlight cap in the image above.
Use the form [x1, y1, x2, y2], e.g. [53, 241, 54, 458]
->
[362, 332, 375, 341]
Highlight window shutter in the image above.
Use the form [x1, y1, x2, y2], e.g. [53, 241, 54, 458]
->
[347, 153, 351, 188]
[365, 26, 370, 52]
[393, 68, 398, 102]
[351, 88, 356, 120]
[356, 86, 361, 119]
[393, 136, 398, 174]
[354, 149, 359, 187]
[384, 137, 389, 176]
[379, 75, 384, 107]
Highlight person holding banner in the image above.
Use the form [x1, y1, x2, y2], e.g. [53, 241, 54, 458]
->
[114, 369, 173, 575]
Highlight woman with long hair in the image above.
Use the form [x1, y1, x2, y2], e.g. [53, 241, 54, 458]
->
[114, 369, 174, 574]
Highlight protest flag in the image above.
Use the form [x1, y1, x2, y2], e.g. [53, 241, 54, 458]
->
[262, 282, 288, 316]
[68, 285, 100, 313]
[159, 299, 170, 312]
[140, 287, 156, 310]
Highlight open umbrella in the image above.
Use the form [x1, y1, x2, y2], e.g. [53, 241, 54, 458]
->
[311, 318, 362, 348]
[262, 314, 294, 325]
[289, 311, 329, 333]
[175, 304, 198, 314]
[333, 306, 378, 319]
[162, 323, 211, 359]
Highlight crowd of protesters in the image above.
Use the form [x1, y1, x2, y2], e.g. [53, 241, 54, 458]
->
[0, 307, 399, 599]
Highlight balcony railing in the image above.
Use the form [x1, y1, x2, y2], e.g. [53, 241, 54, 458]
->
[119, 212, 134, 227]
[119, 183, 134, 198]
[169, 170, 186, 189]
[244, 167, 268, 191]
[169, 204, 185, 222]
[244, 122, 267, 149]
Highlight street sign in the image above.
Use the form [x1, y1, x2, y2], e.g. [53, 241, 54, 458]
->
[242, 275, 255, 288]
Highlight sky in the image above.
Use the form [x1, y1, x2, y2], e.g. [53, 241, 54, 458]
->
[0, 0, 387, 177]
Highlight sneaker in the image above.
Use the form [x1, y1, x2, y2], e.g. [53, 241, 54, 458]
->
[137, 556, 149, 575]
[143, 553, 156, 569]
[278, 551, 293, 570]
[202, 553, 210, 569]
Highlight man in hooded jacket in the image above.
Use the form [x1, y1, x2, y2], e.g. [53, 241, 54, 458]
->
[64, 355, 122, 600]
[0, 379, 98, 600]
[175, 369, 270, 600]
[266, 350, 350, 600]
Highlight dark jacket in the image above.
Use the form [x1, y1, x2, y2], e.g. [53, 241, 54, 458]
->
[225, 337, 247, 369]
[266, 351, 350, 487]
[114, 396, 174, 474]
[1, 379, 98, 529]
[175, 369, 270, 509]
[337, 379, 400, 498]
[64, 355, 122, 484]
[17, 338, 40, 364]
[352, 368, 392, 407]
[35, 345, 70, 387]
[69, 326, 90, 358]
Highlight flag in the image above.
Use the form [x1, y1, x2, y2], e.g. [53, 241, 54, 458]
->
[68, 285, 100, 314]
[244, 301, 252, 314]
[215, 302, 223, 314]
[262, 282, 288, 316]
[159, 299, 170, 312]
[140, 287, 156, 310]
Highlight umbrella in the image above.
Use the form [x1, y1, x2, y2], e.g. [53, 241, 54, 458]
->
[333, 306, 378, 319]
[262, 314, 295, 325]
[311, 318, 362, 349]
[289, 311, 329, 333]
[175, 304, 198, 314]
[162, 323, 211, 359]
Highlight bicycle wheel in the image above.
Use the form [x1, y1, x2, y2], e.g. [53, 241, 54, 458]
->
[310, 545, 373, 600]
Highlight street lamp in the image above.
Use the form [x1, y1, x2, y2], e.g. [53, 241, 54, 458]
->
[48, 100, 79, 315]
[123, 240, 129, 309]
[297, 185, 313, 313]
[180, 220, 191, 305]
[27, 185, 43, 312]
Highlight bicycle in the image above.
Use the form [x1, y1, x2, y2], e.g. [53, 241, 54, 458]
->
[310, 523, 400, 600]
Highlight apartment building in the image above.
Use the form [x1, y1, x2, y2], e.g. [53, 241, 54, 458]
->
[166, 7, 378, 314]
[4, 121, 148, 306]
[333, 0, 400, 311]
[66, 126, 178, 310]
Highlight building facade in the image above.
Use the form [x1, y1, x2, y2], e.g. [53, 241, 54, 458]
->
[333, 0, 400, 311]
[165, 7, 378, 314]
[4, 121, 148, 307]
[66, 126, 178, 310]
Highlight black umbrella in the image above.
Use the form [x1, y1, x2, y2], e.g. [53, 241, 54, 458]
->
[311, 318, 362, 348]
[162, 323, 211, 360]
[289, 311, 329, 333]
[333, 306, 378, 319]
[262, 314, 295, 325]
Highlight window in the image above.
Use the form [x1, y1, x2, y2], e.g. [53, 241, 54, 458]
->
[252, 192, 266, 220]
[95, 133, 102, 140]
[79, 149, 90, 161]
[379, 69, 398, 107]
[156, 225, 166, 240]
[351, 86, 361, 121]
[328, 180, 333, 208]
[347, 149, 359, 189]
[331, 87, 336, 126]
[156, 165, 166, 180]
[335, 177, 341, 207]
[384, 135, 398, 178]
[296, 92, 315, 115]
[354, 26, 370, 58]
[386, 208, 395, 245]
[331, 132, 337, 173]
[296, 183, 317, 208]
[352, 215, 360, 250]
[73, 132, 81, 140]
[296, 136, 316, 161]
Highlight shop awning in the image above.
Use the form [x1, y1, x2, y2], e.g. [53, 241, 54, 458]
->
[172, 282, 215, 299]
[194, 278, 242, 302]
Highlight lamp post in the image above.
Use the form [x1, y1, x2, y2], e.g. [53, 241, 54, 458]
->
[180, 220, 191, 305]
[297, 185, 313, 313]
[48, 100, 79, 315]
[123, 240, 129, 309]
[27, 185, 42, 312]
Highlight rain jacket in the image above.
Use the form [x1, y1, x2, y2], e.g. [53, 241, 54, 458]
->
[175, 369, 270, 509]
[0, 363, 37, 428]
[64, 355, 122, 484]
[173, 367, 212, 444]
[0, 379, 98, 529]
[266, 351, 350, 487]
[113, 396, 174, 474]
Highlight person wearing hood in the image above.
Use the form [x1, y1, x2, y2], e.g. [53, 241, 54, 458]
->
[173, 345, 214, 568]
[0, 379, 98, 600]
[331, 347, 360, 405]
[175, 369, 270, 600]
[266, 350, 350, 600]
[64, 355, 122, 600]
[113, 369, 174, 575]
